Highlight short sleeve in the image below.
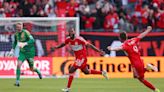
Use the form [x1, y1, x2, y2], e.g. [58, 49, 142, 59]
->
[133, 37, 141, 43]
[65, 37, 70, 44]
[122, 43, 128, 51]
[78, 36, 88, 45]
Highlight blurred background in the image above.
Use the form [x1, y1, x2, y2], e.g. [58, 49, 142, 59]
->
[0, 0, 163, 32]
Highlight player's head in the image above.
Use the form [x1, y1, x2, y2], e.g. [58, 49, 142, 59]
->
[68, 27, 75, 39]
[16, 22, 23, 32]
[119, 31, 128, 42]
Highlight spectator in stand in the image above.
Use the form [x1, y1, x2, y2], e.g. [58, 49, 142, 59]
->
[156, 12, 164, 31]
[78, 0, 91, 30]
[147, 9, 155, 28]
[94, 0, 107, 31]
[18, 0, 32, 17]
[82, 14, 96, 31]
[153, 2, 164, 31]
[30, 5, 39, 17]
[103, 6, 119, 32]
[141, 5, 150, 29]
[0, 0, 163, 32]
[44, 0, 52, 16]
[66, 0, 79, 17]
[0, 8, 5, 17]
[78, 0, 91, 15]
[91, 8, 101, 30]
[3, 2, 12, 17]
[47, 8, 56, 17]
[55, 0, 67, 17]
[118, 10, 134, 32]
[130, 15, 139, 32]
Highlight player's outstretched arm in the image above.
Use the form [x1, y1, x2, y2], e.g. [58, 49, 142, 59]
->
[137, 26, 152, 39]
[87, 43, 105, 55]
[51, 43, 66, 51]
[107, 46, 123, 51]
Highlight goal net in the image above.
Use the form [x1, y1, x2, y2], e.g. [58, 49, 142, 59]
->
[0, 17, 79, 57]
[0, 17, 79, 78]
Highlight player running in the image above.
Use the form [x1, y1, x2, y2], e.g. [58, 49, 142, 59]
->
[8, 22, 42, 87]
[107, 26, 160, 92]
[52, 27, 108, 92]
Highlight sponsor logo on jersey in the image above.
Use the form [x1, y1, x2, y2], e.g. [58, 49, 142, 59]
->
[70, 45, 83, 51]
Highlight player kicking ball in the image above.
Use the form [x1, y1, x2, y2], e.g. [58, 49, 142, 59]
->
[52, 27, 108, 92]
[8, 22, 42, 87]
[107, 26, 160, 92]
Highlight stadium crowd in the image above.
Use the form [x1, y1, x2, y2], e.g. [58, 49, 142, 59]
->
[0, 0, 163, 32]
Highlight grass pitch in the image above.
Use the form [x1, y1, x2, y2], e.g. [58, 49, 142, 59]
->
[0, 78, 163, 92]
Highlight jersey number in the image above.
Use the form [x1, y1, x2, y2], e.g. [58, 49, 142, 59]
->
[133, 46, 139, 53]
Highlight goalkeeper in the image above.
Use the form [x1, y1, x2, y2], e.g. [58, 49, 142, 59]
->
[8, 22, 42, 87]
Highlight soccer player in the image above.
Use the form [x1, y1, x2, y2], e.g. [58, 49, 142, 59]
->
[8, 22, 42, 87]
[107, 26, 160, 92]
[52, 27, 108, 92]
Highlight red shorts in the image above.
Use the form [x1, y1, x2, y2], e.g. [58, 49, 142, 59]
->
[132, 61, 145, 79]
[73, 58, 87, 69]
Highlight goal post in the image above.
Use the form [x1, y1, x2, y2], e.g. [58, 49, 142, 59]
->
[0, 17, 80, 57]
[0, 17, 80, 78]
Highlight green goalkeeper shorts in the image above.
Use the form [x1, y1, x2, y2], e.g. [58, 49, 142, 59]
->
[18, 51, 35, 67]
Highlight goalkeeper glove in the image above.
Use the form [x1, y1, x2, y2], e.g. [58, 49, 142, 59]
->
[7, 49, 14, 57]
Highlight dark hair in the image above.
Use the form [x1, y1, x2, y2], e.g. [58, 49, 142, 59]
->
[119, 31, 127, 41]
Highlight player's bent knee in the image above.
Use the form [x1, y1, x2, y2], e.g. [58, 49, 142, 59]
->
[30, 68, 34, 71]
[69, 69, 74, 74]
[138, 77, 144, 81]
[69, 70, 74, 74]
[69, 67, 77, 73]
[17, 64, 21, 69]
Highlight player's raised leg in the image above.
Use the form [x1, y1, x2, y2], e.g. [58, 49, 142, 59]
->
[27, 58, 42, 79]
[62, 66, 77, 92]
[81, 66, 109, 79]
[146, 64, 158, 72]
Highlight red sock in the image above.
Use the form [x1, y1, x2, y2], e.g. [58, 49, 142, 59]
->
[90, 70, 102, 74]
[67, 75, 74, 88]
[139, 79, 156, 90]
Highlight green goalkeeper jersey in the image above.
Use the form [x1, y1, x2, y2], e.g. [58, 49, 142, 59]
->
[12, 29, 35, 53]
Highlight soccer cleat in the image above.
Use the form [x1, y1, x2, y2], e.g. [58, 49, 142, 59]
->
[102, 70, 109, 79]
[61, 88, 70, 92]
[146, 64, 158, 72]
[154, 89, 160, 92]
[14, 83, 20, 87]
[38, 74, 42, 79]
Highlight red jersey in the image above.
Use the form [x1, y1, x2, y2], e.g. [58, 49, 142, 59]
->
[104, 13, 119, 30]
[65, 36, 88, 59]
[66, 2, 79, 17]
[122, 37, 142, 66]
[82, 16, 96, 29]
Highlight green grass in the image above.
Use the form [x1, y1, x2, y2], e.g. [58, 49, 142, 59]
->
[0, 78, 163, 92]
